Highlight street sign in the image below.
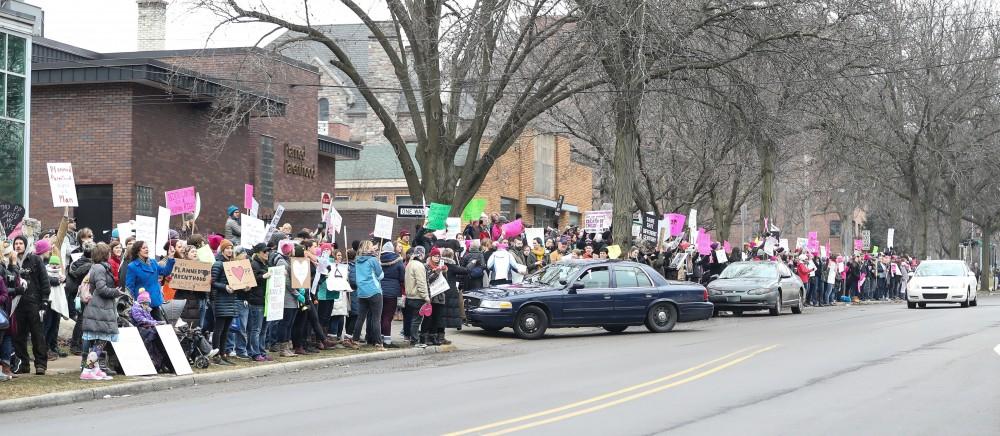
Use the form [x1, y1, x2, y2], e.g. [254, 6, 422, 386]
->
[554, 195, 565, 215]
[397, 205, 427, 219]
[862, 230, 871, 250]
[320, 192, 332, 217]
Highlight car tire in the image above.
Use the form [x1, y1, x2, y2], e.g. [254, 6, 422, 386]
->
[918, 303, 926, 308]
[645, 303, 677, 333]
[769, 294, 782, 316]
[513, 306, 548, 340]
[712, 308, 720, 317]
[970, 295, 978, 307]
[603, 325, 628, 334]
[961, 290, 970, 308]
[791, 300, 802, 314]
[907, 301, 916, 309]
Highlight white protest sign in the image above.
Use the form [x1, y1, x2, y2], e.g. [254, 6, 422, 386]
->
[264, 204, 285, 242]
[241, 214, 266, 249]
[373, 214, 394, 240]
[796, 238, 808, 250]
[524, 228, 545, 246]
[327, 206, 343, 234]
[820, 246, 828, 258]
[110, 327, 157, 376]
[155, 207, 170, 257]
[688, 209, 698, 244]
[445, 217, 462, 239]
[117, 222, 133, 245]
[265, 266, 286, 321]
[155, 324, 193, 375]
[46, 162, 79, 207]
[887, 228, 895, 248]
[715, 249, 728, 264]
[583, 210, 612, 233]
[250, 197, 259, 219]
[779, 238, 789, 252]
[134, 215, 157, 251]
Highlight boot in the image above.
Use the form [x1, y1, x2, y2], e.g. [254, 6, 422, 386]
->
[294, 346, 309, 355]
[438, 332, 452, 346]
[1, 362, 16, 379]
[98, 350, 117, 376]
[314, 341, 326, 351]
[415, 333, 428, 349]
[280, 342, 297, 358]
[212, 355, 234, 366]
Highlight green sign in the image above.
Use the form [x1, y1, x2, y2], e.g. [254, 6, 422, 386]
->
[872, 245, 879, 254]
[462, 198, 488, 222]
[426, 203, 452, 230]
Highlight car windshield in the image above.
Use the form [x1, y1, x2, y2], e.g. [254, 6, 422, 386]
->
[915, 262, 966, 277]
[719, 263, 778, 279]
[524, 263, 580, 286]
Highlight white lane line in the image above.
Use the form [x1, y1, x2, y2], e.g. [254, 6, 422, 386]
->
[995, 344, 1000, 357]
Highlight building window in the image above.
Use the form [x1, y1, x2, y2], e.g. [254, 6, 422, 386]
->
[829, 220, 842, 237]
[259, 136, 274, 208]
[533, 206, 552, 228]
[0, 32, 27, 205]
[0, 119, 24, 204]
[396, 195, 412, 205]
[533, 134, 555, 197]
[335, 196, 349, 201]
[318, 98, 329, 122]
[500, 197, 518, 220]
[135, 185, 154, 217]
[568, 212, 580, 227]
[373, 195, 388, 203]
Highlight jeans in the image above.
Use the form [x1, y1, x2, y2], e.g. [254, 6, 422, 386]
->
[226, 301, 249, 356]
[43, 307, 61, 352]
[247, 304, 267, 358]
[329, 315, 345, 339]
[352, 294, 383, 345]
[824, 282, 835, 304]
[197, 298, 210, 330]
[403, 299, 424, 343]
[402, 299, 414, 338]
[381, 296, 398, 338]
[0, 331, 13, 365]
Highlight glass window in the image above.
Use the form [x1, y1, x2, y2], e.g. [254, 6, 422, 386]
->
[533, 206, 551, 229]
[373, 195, 388, 203]
[396, 195, 412, 205]
[6, 75, 23, 120]
[568, 212, 580, 226]
[318, 98, 329, 122]
[335, 196, 349, 201]
[259, 136, 274, 208]
[829, 220, 841, 237]
[615, 267, 652, 288]
[500, 197, 518, 220]
[720, 262, 779, 279]
[135, 185, 154, 217]
[533, 135, 555, 197]
[6, 35, 24, 75]
[0, 36, 6, 75]
[577, 266, 610, 288]
[915, 262, 966, 277]
[0, 119, 24, 204]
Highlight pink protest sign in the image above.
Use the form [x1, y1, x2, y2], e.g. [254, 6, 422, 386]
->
[244, 184, 254, 210]
[665, 213, 685, 236]
[696, 228, 712, 255]
[807, 231, 820, 254]
[853, 239, 863, 251]
[502, 218, 524, 238]
[164, 187, 196, 216]
[723, 240, 732, 254]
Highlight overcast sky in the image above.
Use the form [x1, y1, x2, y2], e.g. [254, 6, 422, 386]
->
[30, 0, 390, 53]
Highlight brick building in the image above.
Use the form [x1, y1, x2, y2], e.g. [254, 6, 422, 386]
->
[28, 27, 361, 240]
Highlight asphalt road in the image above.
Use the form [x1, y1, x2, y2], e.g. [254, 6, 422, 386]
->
[6, 297, 1000, 436]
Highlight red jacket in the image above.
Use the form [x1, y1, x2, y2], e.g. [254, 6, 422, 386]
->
[795, 262, 811, 283]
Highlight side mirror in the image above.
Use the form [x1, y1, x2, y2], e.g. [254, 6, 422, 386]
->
[710, 274, 720, 281]
[568, 282, 585, 293]
[781, 273, 792, 279]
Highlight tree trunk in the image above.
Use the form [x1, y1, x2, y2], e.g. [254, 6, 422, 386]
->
[941, 183, 963, 259]
[610, 90, 641, 247]
[980, 222, 993, 295]
[756, 139, 775, 227]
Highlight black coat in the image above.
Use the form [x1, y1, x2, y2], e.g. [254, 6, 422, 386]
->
[65, 256, 94, 298]
[15, 253, 50, 306]
[210, 257, 242, 318]
[442, 260, 468, 329]
[246, 256, 269, 306]
[461, 249, 486, 291]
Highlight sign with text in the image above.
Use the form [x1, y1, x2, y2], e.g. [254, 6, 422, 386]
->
[170, 259, 213, 292]
[46, 162, 78, 207]
[583, 210, 612, 233]
[0, 200, 25, 239]
[155, 324, 193, 376]
[164, 187, 196, 216]
[461, 198, 487, 222]
[155, 207, 170, 257]
[244, 184, 254, 210]
[887, 228, 895, 248]
[327, 205, 342, 234]
[265, 266, 286, 321]
[426, 203, 452, 230]
[223, 259, 257, 290]
[861, 230, 871, 250]
[134, 215, 157, 250]
[397, 204, 427, 219]
[640, 213, 658, 243]
[374, 214, 394, 239]
[665, 213, 685, 237]
[240, 214, 266, 250]
[263, 204, 285, 242]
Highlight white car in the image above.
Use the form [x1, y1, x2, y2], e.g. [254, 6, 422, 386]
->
[906, 260, 978, 309]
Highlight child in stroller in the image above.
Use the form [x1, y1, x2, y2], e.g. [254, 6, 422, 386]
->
[176, 322, 215, 369]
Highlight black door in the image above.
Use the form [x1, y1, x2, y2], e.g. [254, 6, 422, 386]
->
[75, 185, 113, 243]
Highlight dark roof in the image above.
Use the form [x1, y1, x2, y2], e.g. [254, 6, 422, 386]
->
[318, 134, 363, 160]
[335, 142, 469, 180]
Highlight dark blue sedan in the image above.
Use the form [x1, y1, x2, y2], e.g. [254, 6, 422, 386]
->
[463, 260, 714, 339]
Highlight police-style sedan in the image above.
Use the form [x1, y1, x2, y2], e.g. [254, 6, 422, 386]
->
[463, 260, 714, 339]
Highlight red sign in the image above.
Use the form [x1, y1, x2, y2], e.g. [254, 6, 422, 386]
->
[320, 192, 332, 216]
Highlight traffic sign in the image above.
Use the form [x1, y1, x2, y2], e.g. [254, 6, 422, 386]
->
[397, 205, 427, 218]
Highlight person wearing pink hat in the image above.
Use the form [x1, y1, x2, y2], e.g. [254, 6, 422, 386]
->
[10, 236, 53, 375]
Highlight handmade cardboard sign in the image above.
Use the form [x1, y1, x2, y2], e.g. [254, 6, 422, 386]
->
[0, 200, 24, 239]
[374, 214, 394, 239]
[665, 213, 685, 237]
[241, 214, 266, 249]
[196, 245, 214, 263]
[326, 263, 351, 291]
[110, 327, 157, 376]
[290, 257, 312, 289]
[170, 259, 213, 292]
[155, 324, 193, 376]
[164, 187, 197, 216]
[583, 210, 612, 233]
[265, 266, 286, 320]
[426, 203, 451, 230]
[223, 259, 256, 290]
[47, 162, 79, 207]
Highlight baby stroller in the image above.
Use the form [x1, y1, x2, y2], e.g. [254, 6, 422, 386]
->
[176, 323, 214, 369]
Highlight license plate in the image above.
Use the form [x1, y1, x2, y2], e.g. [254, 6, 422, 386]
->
[727, 296, 741, 303]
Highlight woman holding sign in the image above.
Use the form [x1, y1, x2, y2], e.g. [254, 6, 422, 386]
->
[209, 240, 240, 366]
[125, 241, 176, 322]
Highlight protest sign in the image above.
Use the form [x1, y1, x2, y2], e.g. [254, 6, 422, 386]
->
[46, 162, 79, 207]
[327, 205, 343, 234]
[374, 214, 394, 239]
[779, 238, 789, 252]
[524, 228, 545, 246]
[290, 257, 312, 289]
[250, 198, 259, 219]
[265, 266, 286, 320]
[861, 230, 871, 250]
[854, 239, 863, 251]
[887, 228, 895, 248]
[263, 204, 285, 242]
[155, 207, 170, 257]
[240, 215, 266, 249]
[657, 220, 669, 250]
[583, 210, 612, 232]
[462, 198, 487, 222]
[244, 184, 254, 210]
[155, 324, 193, 376]
[326, 263, 351, 291]
[110, 327, 157, 376]
[796, 238, 808, 250]
[820, 246, 828, 258]
[502, 218, 524, 238]
[665, 213, 685, 237]
[196, 245, 214, 262]
[688, 209, 698, 230]
[223, 259, 256, 290]
[193, 192, 202, 220]
[640, 213, 658, 243]
[607, 245, 622, 259]
[164, 187, 196, 216]
[134, 215, 156, 251]
[715, 249, 728, 264]
[445, 217, 462, 239]
[117, 222, 132, 245]
[170, 259, 213, 292]
[807, 231, 820, 254]
[0, 200, 24, 239]
[426, 203, 451, 230]
[723, 240, 732, 254]
[696, 228, 712, 255]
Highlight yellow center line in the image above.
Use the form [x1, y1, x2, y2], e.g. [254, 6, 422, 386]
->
[443, 346, 763, 436]
[483, 345, 779, 436]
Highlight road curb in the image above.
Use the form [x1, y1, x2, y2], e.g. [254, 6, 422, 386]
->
[0, 345, 456, 414]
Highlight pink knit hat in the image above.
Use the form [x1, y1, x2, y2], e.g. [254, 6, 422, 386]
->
[34, 239, 52, 256]
[137, 291, 151, 304]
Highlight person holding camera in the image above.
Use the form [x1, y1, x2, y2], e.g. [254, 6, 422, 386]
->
[10, 236, 53, 375]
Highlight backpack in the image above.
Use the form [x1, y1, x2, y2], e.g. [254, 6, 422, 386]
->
[77, 270, 93, 303]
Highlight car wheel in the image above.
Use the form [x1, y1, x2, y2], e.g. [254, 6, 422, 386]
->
[603, 325, 628, 334]
[918, 303, 926, 308]
[769, 294, 782, 316]
[645, 303, 678, 333]
[791, 300, 802, 314]
[907, 301, 916, 309]
[961, 290, 970, 308]
[712, 308, 719, 317]
[513, 306, 548, 340]
[970, 295, 978, 307]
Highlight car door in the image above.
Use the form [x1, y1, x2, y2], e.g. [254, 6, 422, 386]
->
[775, 263, 796, 304]
[612, 265, 656, 321]
[561, 266, 614, 325]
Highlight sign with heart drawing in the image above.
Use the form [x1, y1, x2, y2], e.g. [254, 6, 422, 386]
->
[0, 200, 26, 239]
[223, 259, 257, 290]
[290, 257, 312, 289]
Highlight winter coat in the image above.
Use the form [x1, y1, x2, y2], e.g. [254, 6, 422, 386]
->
[461, 249, 486, 291]
[210, 255, 242, 318]
[125, 257, 175, 308]
[81, 263, 121, 336]
[354, 255, 384, 299]
[225, 216, 242, 246]
[65, 255, 94, 299]
[487, 249, 516, 282]
[426, 264, 446, 305]
[442, 257, 467, 328]
[405, 259, 429, 301]
[109, 255, 122, 287]
[269, 253, 299, 310]
[246, 256, 269, 306]
[379, 252, 405, 298]
[0, 263, 17, 334]
[14, 253, 51, 306]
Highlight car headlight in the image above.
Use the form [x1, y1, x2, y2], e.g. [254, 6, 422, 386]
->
[480, 300, 513, 309]
[746, 288, 774, 295]
[710, 289, 723, 296]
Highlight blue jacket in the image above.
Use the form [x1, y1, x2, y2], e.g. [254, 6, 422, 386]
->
[125, 257, 175, 308]
[379, 252, 405, 298]
[354, 255, 383, 299]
